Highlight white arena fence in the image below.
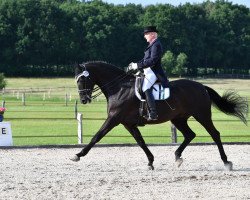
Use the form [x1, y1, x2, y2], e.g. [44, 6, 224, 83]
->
[0, 88, 249, 145]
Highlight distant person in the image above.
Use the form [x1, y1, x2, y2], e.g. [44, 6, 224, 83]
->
[128, 26, 169, 121]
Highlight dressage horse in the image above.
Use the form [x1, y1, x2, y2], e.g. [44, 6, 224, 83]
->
[71, 61, 248, 170]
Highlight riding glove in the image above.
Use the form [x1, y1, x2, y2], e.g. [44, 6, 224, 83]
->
[128, 62, 138, 71]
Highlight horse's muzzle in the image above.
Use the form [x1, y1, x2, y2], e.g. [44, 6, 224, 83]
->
[81, 95, 92, 104]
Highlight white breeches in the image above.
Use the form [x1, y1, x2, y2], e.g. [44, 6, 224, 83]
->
[142, 67, 157, 92]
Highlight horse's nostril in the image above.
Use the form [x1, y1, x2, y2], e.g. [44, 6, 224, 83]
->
[81, 99, 87, 104]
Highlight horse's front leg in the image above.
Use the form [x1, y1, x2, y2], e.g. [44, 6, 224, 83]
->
[70, 117, 118, 162]
[124, 124, 155, 170]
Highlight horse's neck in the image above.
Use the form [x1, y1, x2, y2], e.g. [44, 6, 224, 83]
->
[96, 73, 132, 98]
[88, 62, 132, 98]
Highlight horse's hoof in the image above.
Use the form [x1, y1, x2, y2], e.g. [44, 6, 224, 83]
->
[176, 158, 183, 168]
[70, 155, 80, 162]
[148, 164, 154, 170]
[224, 161, 233, 171]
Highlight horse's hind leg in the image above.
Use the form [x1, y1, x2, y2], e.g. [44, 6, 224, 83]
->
[124, 125, 154, 170]
[171, 118, 196, 167]
[196, 117, 232, 170]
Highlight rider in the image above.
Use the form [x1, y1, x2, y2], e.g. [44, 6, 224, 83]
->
[129, 26, 169, 121]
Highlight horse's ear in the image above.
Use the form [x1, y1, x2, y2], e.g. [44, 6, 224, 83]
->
[74, 62, 85, 70]
[74, 63, 81, 75]
[79, 63, 85, 68]
[74, 62, 79, 68]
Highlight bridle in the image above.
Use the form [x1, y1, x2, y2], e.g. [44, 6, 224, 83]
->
[75, 64, 130, 100]
[75, 64, 101, 100]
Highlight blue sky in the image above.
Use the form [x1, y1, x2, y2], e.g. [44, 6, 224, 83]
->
[103, 0, 250, 8]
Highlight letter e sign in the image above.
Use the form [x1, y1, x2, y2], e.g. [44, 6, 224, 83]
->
[1, 128, 6, 134]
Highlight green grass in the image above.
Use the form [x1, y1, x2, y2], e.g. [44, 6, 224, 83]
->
[1, 78, 250, 146]
[5, 77, 75, 89]
[3, 100, 249, 146]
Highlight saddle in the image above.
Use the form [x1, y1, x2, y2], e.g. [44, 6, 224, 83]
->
[135, 74, 170, 126]
[135, 74, 170, 101]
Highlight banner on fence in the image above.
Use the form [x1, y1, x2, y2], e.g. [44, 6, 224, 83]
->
[0, 122, 13, 146]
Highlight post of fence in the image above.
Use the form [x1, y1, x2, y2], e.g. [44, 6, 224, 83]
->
[48, 88, 51, 98]
[77, 113, 83, 144]
[74, 100, 78, 119]
[65, 93, 68, 106]
[69, 93, 72, 101]
[2, 100, 5, 108]
[171, 123, 177, 143]
[22, 93, 26, 106]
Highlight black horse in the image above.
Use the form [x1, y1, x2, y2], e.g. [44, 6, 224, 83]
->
[71, 61, 248, 170]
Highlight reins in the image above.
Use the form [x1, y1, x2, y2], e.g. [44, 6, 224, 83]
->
[76, 64, 131, 100]
[76, 63, 175, 110]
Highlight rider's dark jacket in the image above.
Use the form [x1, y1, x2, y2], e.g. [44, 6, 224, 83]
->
[137, 38, 169, 88]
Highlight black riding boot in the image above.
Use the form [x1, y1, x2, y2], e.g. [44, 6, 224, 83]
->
[144, 89, 158, 121]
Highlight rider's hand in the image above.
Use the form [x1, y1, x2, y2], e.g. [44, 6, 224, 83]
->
[128, 62, 138, 71]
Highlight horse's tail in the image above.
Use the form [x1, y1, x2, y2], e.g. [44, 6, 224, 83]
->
[205, 86, 248, 125]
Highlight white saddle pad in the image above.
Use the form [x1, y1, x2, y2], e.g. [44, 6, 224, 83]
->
[135, 82, 170, 101]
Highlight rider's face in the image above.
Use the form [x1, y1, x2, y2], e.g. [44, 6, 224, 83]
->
[144, 32, 156, 43]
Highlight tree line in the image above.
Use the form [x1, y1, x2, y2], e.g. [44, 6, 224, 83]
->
[0, 0, 249, 77]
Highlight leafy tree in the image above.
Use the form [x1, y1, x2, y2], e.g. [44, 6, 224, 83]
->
[162, 50, 175, 75]
[173, 52, 187, 77]
[204, 0, 250, 72]
[0, 73, 7, 89]
[0, 0, 249, 76]
[178, 3, 207, 75]
[110, 3, 144, 66]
